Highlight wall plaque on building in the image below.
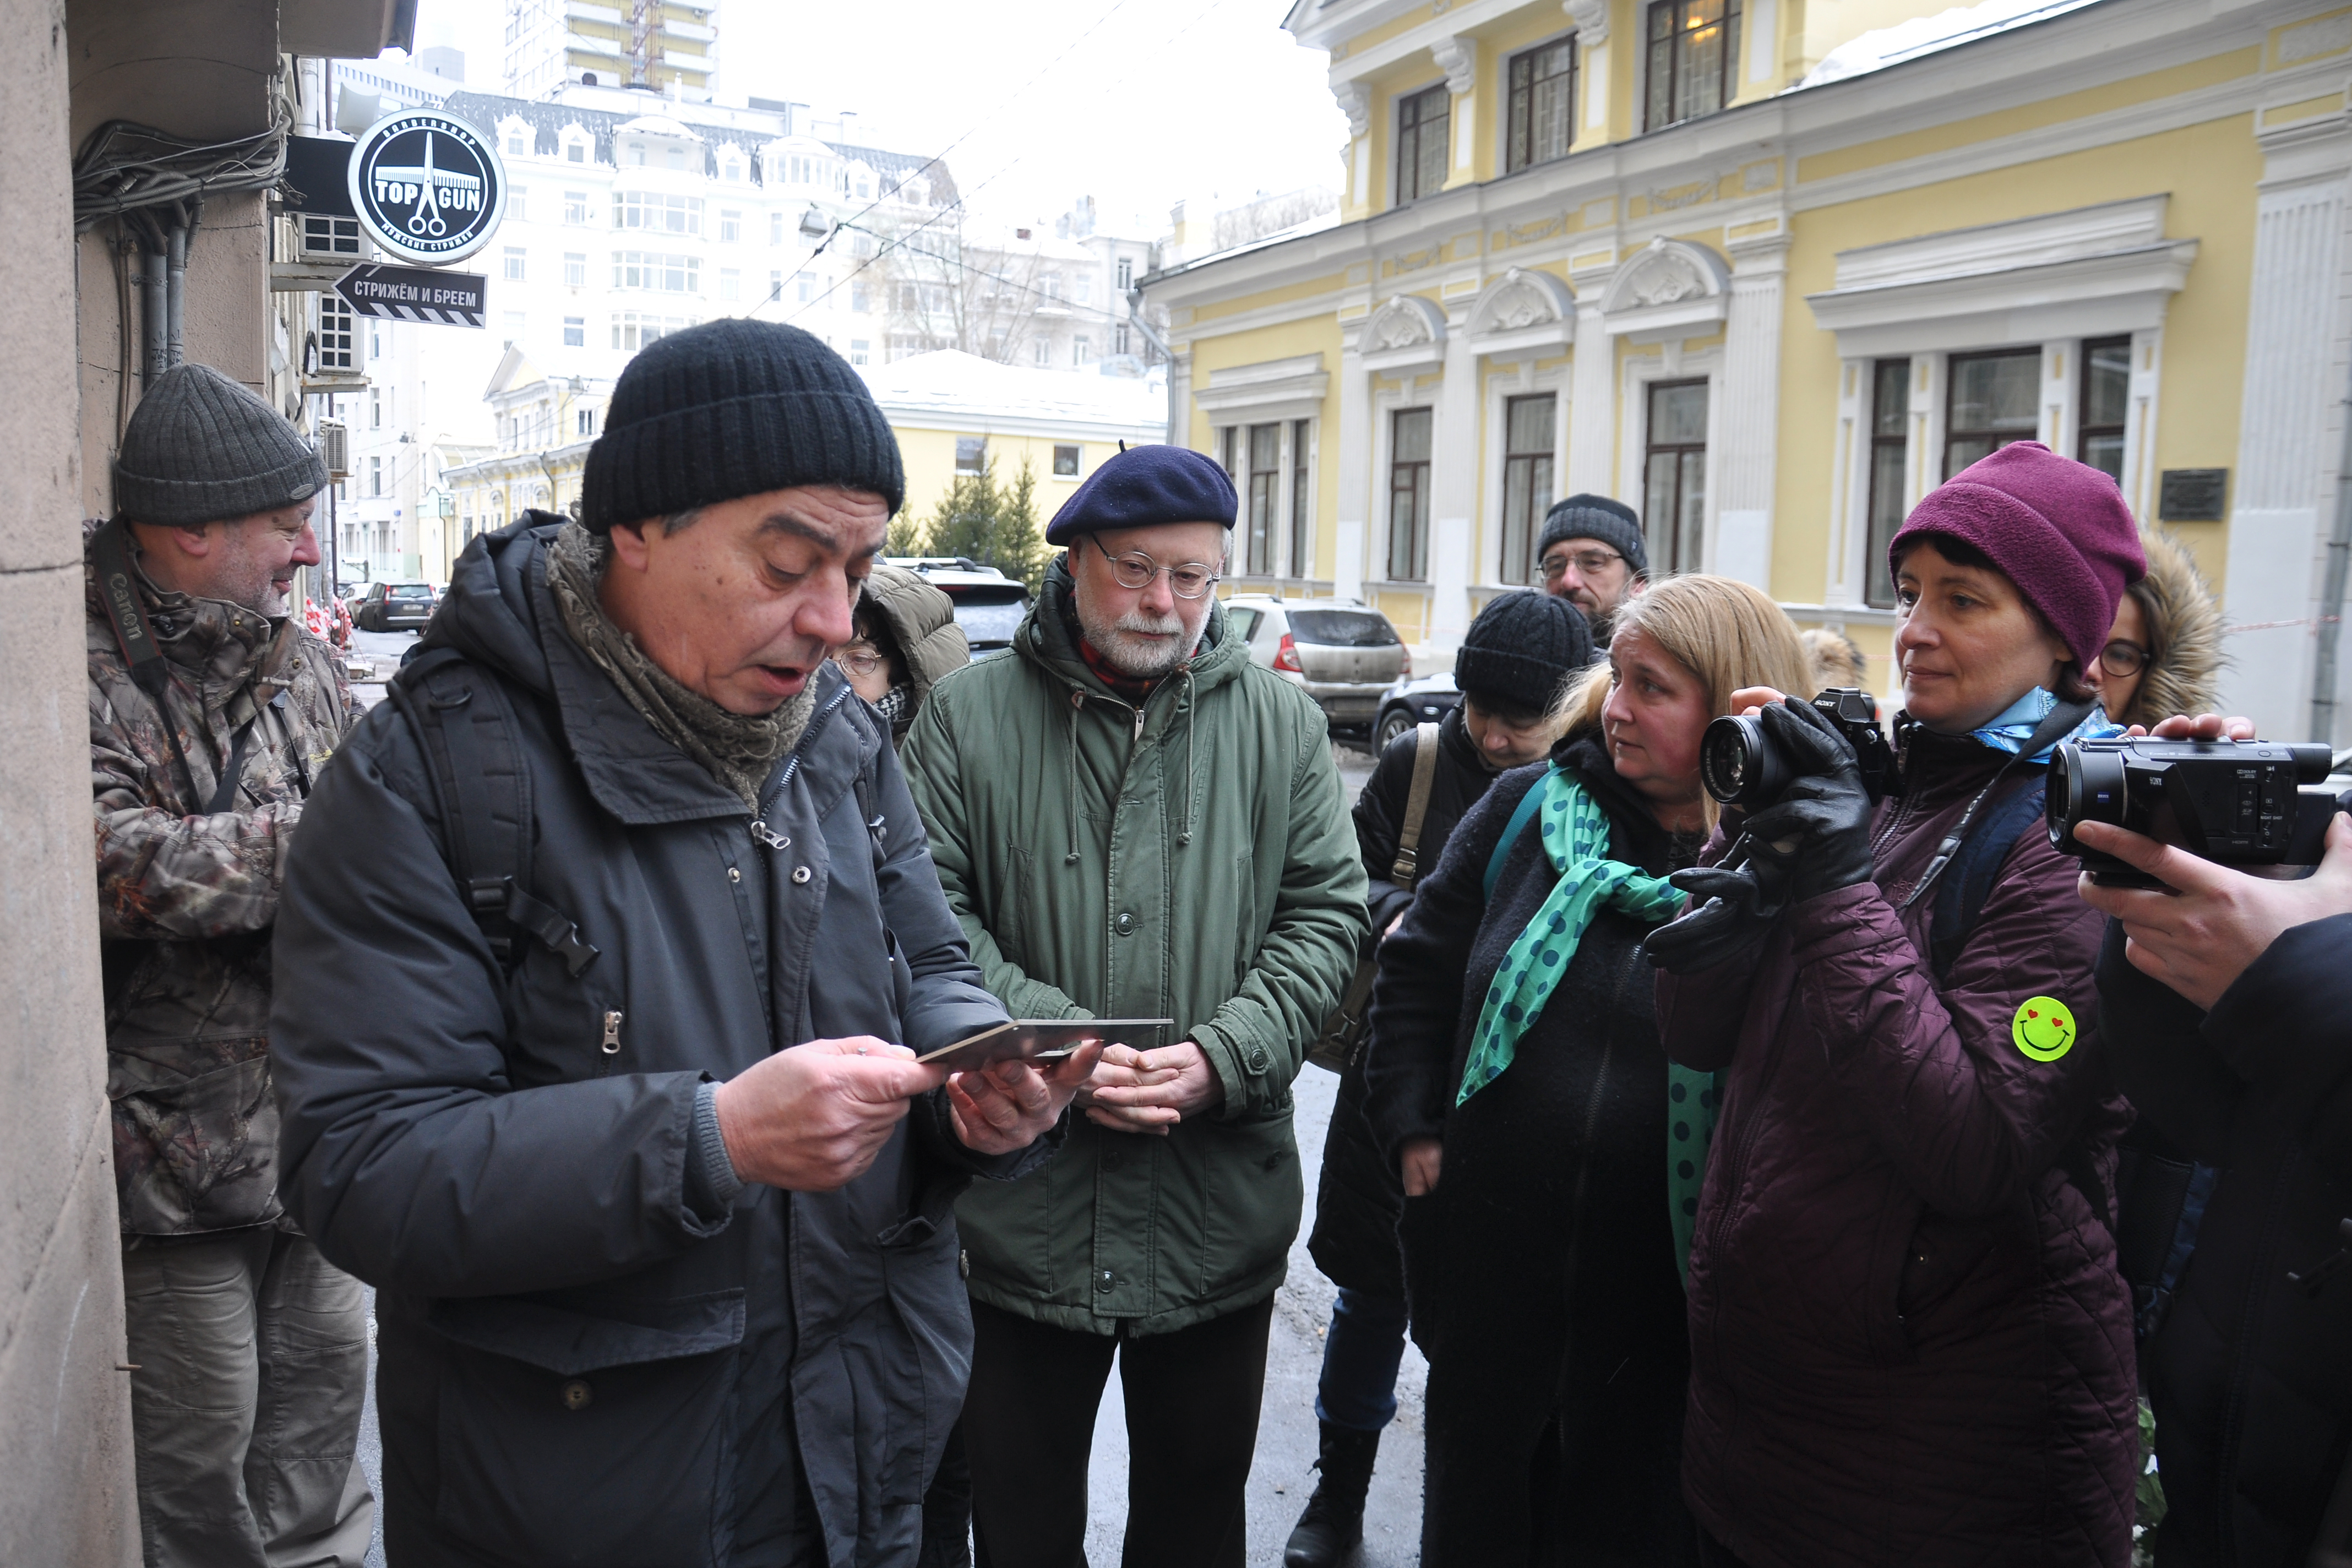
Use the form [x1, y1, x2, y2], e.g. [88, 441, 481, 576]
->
[2159, 468, 2228, 522]
[345, 110, 507, 268]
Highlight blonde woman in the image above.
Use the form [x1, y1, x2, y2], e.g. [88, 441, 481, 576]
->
[1360, 576, 1812, 1568]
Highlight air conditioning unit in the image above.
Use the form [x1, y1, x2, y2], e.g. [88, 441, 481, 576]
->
[317, 421, 350, 480]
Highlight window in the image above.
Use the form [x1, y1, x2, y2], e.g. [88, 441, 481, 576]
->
[1117, 256, 1134, 291]
[564, 252, 586, 287]
[504, 128, 527, 157]
[1042, 273, 1061, 301]
[301, 213, 362, 256]
[797, 274, 818, 303]
[611, 312, 692, 349]
[565, 190, 589, 225]
[370, 324, 382, 360]
[628, 141, 646, 167]
[504, 311, 526, 339]
[369, 455, 383, 496]
[720, 268, 741, 302]
[612, 252, 701, 293]
[1507, 40, 1577, 173]
[1388, 407, 1433, 579]
[612, 191, 703, 236]
[720, 209, 741, 243]
[1944, 348, 2039, 478]
[1643, 380, 1708, 573]
[851, 282, 869, 313]
[666, 146, 685, 171]
[1245, 423, 1281, 575]
[1033, 339, 1051, 367]
[956, 437, 987, 475]
[771, 211, 786, 246]
[510, 187, 528, 222]
[1053, 444, 1081, 477]
[1075, 274, 1093, 304]
[1291, 418, 1313, 575]
[577, 407, 596, 435]
[849, 339, 869, 365]
[1499, 394, 1556, 585]
[566, 139, 585, 164]
[1395, 85, 1450, 205]
[317, 295, 354, 370]
[2078, 336, 2131, 483]
[1115, 325, 1131, 356]
[370, 388, 381, 428]
[563, 315, 585, 347]
[722, 156, 743, 183]
[503, 247, 527, 281]
[1865, 360, 1910, 610]
[1646, 0, 1741, 131]
[1072, 335, 1091, 367]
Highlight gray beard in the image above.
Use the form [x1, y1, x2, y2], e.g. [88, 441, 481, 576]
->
[1077, 600, 1202, 679]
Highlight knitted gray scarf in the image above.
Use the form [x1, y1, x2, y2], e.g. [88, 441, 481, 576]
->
[546, 522, 812, 809]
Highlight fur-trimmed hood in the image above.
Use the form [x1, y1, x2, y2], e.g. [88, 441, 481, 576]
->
[2125, 529, 2224, 727]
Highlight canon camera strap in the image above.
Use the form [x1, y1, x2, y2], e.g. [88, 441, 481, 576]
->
[91, 518, 211, 808]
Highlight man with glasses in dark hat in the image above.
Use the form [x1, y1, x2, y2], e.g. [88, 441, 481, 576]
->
[902, 444, 1367, 1568]
[1536, 493, 1648, 644]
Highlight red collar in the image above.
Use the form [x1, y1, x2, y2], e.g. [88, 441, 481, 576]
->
[1076, 636, 1163, 706]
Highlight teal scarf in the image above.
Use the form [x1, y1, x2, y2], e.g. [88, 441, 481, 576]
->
[1458, 765, 1721, 1286]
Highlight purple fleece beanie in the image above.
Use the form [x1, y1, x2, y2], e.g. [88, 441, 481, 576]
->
[1888, 441, 2146, 668]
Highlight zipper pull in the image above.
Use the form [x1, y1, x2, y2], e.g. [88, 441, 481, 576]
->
[600, 1010, 624, 1057]
[749, 819, 790, 851]
[1132, 706, 1145, 742]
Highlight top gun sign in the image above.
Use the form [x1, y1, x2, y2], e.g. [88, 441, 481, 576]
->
[345, 110, 507, 268]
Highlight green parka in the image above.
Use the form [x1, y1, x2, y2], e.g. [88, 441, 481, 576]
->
[903, 560, 1366, 1336]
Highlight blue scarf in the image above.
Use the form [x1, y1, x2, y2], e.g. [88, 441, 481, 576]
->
[1969, 686, 2123, 760]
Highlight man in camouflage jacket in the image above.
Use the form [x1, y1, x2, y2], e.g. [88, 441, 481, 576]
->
[90, 363, 372, 1568]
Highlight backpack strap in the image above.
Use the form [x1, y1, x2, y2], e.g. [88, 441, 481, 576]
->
[386, 647, 598, 978]
[1928, 772, 2052, 987]
[1389, 722, 1442, 888]
[1484, 765, 1555, 901]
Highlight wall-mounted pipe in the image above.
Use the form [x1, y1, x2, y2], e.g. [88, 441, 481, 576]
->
[165, 225, 187, 369]
[141, 244, 166, 385]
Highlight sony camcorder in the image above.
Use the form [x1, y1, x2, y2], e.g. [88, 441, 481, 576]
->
[1700, 687, 1897, 809]
[2046, 737, 2339, 888]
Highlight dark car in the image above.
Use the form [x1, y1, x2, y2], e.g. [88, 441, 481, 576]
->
[356, 581, 437, 633]
[886, 557, 1029, 657]
[1372, 669, 1460, 751]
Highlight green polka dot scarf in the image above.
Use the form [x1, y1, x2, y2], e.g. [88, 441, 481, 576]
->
[1457, 764, 1723, 1287]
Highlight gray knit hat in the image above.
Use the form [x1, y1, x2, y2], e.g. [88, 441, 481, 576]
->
[113, 364, 326, 527]
[1537, 493, 1648, 580]
[582, 319, 904, 531]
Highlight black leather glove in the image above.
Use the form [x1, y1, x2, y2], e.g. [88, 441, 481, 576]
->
[1643, 851, 1789, 974]
[1739, 701, 1876, 904]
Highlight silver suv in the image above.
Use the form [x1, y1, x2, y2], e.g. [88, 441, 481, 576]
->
[1223, 596, 1408, 735]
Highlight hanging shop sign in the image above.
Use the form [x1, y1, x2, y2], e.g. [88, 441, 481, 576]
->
[345, 109, 507, 268]
[334, 264, 486, 328]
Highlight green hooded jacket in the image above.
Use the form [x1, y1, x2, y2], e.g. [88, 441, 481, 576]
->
[902, 560, 1367, 1335]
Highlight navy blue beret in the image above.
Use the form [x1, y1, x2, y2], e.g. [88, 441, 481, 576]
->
[1044, 443, 1237, 544]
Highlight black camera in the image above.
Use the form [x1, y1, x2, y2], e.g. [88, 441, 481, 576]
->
[2048, 737, 2339, 888]
[1700, 688, 1897, 808]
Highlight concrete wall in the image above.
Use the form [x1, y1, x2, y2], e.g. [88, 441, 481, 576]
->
[0, 0, 140, 1561]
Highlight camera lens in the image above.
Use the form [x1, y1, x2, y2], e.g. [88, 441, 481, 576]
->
[1701, 714, 1783, 806]
[2047, 742, 2127, 850]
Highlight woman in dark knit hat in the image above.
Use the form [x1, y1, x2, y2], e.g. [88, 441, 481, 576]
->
[1286, 589, 1594, 1568]
[1364, 576, 1812, 1567]
[1651, 442, 2146, 1568]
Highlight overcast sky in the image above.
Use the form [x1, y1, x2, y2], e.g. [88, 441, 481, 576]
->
[407, 0, 1348, 238]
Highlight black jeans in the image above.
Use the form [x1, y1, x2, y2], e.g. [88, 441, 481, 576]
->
[963, 1295, 1276, 1568]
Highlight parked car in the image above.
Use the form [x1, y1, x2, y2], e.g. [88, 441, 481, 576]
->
[354, 581, 438, 633]
[886, 557, 1030, 657]
[1223, 596, 1408, 737]
[1373, 669, 1461, 752]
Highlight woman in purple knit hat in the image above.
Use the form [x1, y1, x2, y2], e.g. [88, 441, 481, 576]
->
[1647, 442, 2146, 1568]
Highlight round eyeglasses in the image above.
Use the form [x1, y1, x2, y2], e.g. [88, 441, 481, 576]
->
[1538, 548, 1624, 582]
[2098, 639, 2148, 679]
[1090, 535, 1221, 600]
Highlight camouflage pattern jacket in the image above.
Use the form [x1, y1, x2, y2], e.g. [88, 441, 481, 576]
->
[89, 532, 358, 1236]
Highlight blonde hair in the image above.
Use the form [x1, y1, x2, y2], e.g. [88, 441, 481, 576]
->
[1799, 627, 1869, 693]
[1553, 575, 1815, 823]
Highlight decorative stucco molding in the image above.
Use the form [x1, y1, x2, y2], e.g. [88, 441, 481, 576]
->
[1431, 35, 1477, 95]
[1598, 236, 1731, 342]
[1563, 0, 1609, 49]
[1463, 266, 1577, 356]
[1359, 292, 1449, 374]
[1333, 80, 1371, 138]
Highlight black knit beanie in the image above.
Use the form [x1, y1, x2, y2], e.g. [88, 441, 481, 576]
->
[1453, 590, 1595, 712]
[113, 364, 325, 527]
[581, 319, 904, 531]
[1537, 493, 1647, 579]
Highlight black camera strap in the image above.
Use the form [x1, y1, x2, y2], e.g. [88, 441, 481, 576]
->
[1901, 696, 2094, 916]
[90, 517, 211, 809]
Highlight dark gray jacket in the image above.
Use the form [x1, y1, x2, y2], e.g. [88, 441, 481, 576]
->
[270, 518, 1044, 1568]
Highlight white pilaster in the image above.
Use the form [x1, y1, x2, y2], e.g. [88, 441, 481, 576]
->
[1566, 292, 1617, 494]
[1712, 238, 1788, 589]
[1428, 308, 1482, 648]
[1335, 324, 1372, 603]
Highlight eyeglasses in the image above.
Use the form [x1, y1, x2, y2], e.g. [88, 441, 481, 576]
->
[834, 643, 885, 678]
[1089, 535, 1221, 600]
[1539, 548, 1624, 582]
[2098, 640, 2147, 679]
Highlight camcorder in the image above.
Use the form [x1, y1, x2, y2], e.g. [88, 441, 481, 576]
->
[2047, 737, 2340, 888]
[1700, 688, 1897, 808]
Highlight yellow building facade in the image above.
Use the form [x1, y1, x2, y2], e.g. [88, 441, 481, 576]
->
[1146, 0, 2352, 741]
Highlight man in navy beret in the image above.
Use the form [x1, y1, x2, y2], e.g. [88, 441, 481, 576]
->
[902, 445, 1368, 1567]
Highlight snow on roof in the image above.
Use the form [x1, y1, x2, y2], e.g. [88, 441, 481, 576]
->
[614, 114, 704, 141]
[1798, 0, 2104, 88]
[861, 351, 1167, 433]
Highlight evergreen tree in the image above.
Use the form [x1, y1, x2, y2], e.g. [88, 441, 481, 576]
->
[921, 455, 1047, 592]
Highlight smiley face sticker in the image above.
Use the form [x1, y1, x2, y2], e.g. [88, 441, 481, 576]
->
[2012, 997, 2077, 1061]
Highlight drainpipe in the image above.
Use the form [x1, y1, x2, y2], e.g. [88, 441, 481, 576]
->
[141, 242, 167, 385]
[2311, 357, 2352, 743]
[165, 224, 188, 369]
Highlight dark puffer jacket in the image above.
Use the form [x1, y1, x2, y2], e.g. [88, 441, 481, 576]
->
[271, 520, 1047, 1568]
[1364, 736, 1698, 1567]
[1656, 725, 2138, 1568]
[2101, 911, 2352, 1567]
[1306, 705, 1498, 1297]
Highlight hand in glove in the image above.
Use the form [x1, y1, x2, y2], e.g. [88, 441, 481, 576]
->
[1642, 849, 1789, 974]
[1739, 700, 1877, 904]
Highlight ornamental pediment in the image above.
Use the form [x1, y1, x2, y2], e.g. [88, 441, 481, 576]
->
[1599, 237, 1730, 342]
[1464, 266, 1575, 355]
[1359, 293, 1448, 373]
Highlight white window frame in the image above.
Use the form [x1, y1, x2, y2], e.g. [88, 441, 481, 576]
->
[1615, 346, 1725, 576]
[1477, 361, 1570, 590]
